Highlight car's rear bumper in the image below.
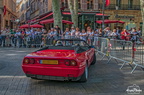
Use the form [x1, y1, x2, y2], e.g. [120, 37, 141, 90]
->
[26, 74, 81, 81]
[22, 65, 85, 81]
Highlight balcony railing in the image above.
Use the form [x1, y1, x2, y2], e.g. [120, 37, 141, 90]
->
[99, 4, 140, 10]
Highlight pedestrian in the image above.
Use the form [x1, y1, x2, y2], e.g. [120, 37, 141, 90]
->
[121, 29, 130, 41]
[116, 27, 121, 39]
[55, 25, 61, 37]
[63, 28, 71, 39]
[110, 29, 117, 39]
[130, 28, 139, 41]
[1, 28, 7, 47]
[98, 28, 103, 37]
[70, 26, 75, 39]
[87, 26, 94, 45]
[41, 29, 48, 46]
[80, 29, 87, 41]
[104, 27, 111, 38]
[75, 27, 80, 39]
[5, 30, 11, 47]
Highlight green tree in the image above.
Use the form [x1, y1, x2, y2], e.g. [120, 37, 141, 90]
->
[52, 0, 62, 29]
[140, 0, 144, 36]
[68, 0, 78, 27]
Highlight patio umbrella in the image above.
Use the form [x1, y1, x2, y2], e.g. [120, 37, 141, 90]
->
[19, 24, 30, 28]
[30, 24, 44, 28]
[118, 21, 125, 24]
[40, 18, 73, 24]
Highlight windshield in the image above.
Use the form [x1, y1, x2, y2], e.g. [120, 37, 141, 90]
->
[55, 40, 89, 47]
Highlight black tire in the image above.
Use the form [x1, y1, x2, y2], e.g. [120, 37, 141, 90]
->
[79, 64, 88, 82]
[91, 53, 96, 65]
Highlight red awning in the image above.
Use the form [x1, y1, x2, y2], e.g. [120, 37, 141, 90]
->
[38, 12, 81, 22]
[40, 18, 73, 24]
[96, 20, 125, 24]
[62, 12, 81, 15]
[38, 12, 53, 21]
[118, 21, 125, 24]
[19, 24, 29, 28]
[96, 13, 107, 16]
[30, 24, 44, 28]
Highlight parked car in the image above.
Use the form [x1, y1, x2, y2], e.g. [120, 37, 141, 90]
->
[22, 39, 96, 82]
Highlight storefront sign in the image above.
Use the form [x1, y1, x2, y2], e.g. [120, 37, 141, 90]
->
[115, 15, 135, 19]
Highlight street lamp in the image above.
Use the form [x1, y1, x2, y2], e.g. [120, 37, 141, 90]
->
[102, 0, 105, 36]
[115, 6, 119, 28]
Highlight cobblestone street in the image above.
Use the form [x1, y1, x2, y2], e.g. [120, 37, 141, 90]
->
[0, 48, 144, 95]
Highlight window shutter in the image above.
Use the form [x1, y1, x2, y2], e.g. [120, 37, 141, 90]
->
[81, 0, 87, 10]
[93, 0, 98, 10]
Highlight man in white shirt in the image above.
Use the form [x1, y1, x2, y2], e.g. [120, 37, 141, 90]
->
[70, 26, 75, 38]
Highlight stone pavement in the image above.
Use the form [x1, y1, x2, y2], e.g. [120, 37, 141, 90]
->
[0, 47, 144, 95]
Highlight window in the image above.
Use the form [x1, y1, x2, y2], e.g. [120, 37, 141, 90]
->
[78, 0, 81, 9]
[128, 0, 133, 9]
[65, 0, 68, 8]
[116, 0, 121, 9]
[87, 0, 93, 9]
[61, 0, 65, 7]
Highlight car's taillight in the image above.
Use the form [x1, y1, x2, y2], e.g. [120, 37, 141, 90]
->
[70, 60, 77, 66]
[64, 60, 77, 66]
[29, 58, 35, 64]
[23, 58, 35, 64]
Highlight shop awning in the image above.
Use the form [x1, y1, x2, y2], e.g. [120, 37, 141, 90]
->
[38, 12, 81, 22]
[96, 20, 125, 24]
[62, 12, 81, 15]
[96, 13, 107, 16]
[30, 24, 44, 28]
[40, 18, 73, 24]
[38, 12, 53, 21]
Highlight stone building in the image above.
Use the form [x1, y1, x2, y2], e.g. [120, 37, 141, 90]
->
[18, 0, 142, 30]
[0, 0, 17, 30]
[99, 0, 141, 30]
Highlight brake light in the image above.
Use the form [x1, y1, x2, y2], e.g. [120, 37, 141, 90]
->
[70, 60, 77, 66]
[29, 58, 35, 64]
[23, 58, 35, 64]
[64, 60, 77, 66]
[65, 60, 70, 66]
[23, 58, 29, 64]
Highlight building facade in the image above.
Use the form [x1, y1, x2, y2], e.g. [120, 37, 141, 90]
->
[99, 0, 141, 30]
[0, 0, 17, 30]
[18, 0, 142, 30]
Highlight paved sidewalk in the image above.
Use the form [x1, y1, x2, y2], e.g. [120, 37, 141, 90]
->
[0, 47, 144, 95]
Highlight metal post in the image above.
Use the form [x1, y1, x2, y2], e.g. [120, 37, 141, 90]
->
[82, 15, 84, 29]
[102, 0, 105, 36]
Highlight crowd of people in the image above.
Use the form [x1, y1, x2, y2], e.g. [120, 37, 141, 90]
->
[0, 25, 142, 48]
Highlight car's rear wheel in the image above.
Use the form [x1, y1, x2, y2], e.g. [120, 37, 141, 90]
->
[91, 53, 96, 65]
[79, 64, 88, 82]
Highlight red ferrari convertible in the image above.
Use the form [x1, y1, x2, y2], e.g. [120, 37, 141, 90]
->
[22, 39, 96, 82]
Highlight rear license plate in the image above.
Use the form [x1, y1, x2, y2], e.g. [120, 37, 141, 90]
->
[40, 60, 58, 65]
